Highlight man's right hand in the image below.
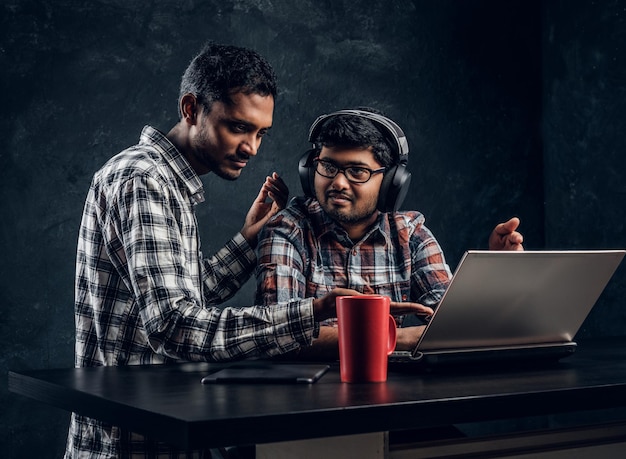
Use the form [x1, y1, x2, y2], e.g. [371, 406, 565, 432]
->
[312, 288, 361, 321]
[313, 292, 434, 322]
[390, 301, 434, 318]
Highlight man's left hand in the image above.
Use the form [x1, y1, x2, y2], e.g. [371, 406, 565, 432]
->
[488, 217, 524, 251]
[240, 172, 289, 246]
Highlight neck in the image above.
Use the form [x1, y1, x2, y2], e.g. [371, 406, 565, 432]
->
[166, 122, 187, 153]
[339, 212, 380, 241]
[166, 122, 204, 174]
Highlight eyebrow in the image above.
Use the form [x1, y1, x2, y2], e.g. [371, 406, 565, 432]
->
[229, 117, 272, 131]
[318, 157, 374, 167]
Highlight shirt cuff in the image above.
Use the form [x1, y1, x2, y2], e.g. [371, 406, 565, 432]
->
[231, 232, 257, 266]
[271, 297, 318, 353]
[312, 321, 321, 339]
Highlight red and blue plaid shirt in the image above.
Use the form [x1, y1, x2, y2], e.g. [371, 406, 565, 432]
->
[255, 197, 452, 327]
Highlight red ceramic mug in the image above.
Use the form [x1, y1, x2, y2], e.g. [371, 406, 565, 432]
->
[336, 295, 397, 383]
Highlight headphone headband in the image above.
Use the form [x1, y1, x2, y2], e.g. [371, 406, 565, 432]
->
[307, 109, 409, 162]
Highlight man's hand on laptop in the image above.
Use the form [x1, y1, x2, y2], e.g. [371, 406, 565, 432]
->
[396, 326, 428, 351]
[390, 301, 434, 317]
[391, 301, 433, 351]
[314, 292, 433, 322]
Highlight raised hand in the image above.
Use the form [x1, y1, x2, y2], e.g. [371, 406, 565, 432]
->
[488, 217, 524, 251]
[240, 172, 289, 246]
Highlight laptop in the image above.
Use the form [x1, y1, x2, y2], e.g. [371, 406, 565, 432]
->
[390, 250, 625, 368]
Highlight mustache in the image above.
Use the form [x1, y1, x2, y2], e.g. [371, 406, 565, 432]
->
[326, 190, 353, 201]
[229, 152, 251, 162]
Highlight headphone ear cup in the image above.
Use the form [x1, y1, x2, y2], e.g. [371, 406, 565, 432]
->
[377, 164, 412, 212]
[299, 149, 317, 197]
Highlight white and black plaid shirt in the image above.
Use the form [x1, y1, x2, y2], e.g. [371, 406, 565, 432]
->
[65, 126, 316, 459]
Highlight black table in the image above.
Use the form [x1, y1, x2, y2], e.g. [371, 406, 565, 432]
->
[9, 338, 626, 456]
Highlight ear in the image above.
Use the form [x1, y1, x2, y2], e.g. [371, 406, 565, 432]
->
[179, 93, 199, 125]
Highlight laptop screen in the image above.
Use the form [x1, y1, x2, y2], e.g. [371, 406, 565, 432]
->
[415, 250, 625, 354]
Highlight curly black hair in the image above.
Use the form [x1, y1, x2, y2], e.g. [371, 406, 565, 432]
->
[311, 107, 395, 168]
[178, 42, 278, 117]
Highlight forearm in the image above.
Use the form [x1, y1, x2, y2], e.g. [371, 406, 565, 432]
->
[202, 232, 257, 304]
[297, 326, 339, 361]
[395, 326, 427, 351]
[147, 297, 317, 362]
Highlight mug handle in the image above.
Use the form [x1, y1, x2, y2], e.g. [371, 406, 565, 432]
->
[387, 315, 397, 355]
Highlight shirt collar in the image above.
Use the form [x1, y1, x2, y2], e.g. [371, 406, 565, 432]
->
[139, 125, 205, 204]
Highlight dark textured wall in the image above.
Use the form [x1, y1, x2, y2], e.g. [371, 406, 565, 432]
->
[543, 0, 626, 338]
[2, 0, 622, 457]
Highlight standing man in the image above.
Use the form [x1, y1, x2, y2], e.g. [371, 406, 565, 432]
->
[65, 44, 391, 459]
[255, 108, 524, 359]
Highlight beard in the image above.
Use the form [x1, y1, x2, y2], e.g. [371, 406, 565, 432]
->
[318, 191, 378, 225]
[211, 163, 241, 181]
[192, 127, 245, 181]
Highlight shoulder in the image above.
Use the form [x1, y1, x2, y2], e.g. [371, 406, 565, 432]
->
[96, 145, 162, 183]
[93, 126, 180, 186]
[385, 210, 444, 252]
[267, 196, 314, 229]
[89, 142, 178, 204]
[387, 210, 426, 234]
[258, 197, 319, 249]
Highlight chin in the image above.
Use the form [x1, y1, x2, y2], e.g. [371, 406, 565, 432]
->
[324, 203, 377, 225]
[326, 208, 358, 224]
[214, 168, 243, 181]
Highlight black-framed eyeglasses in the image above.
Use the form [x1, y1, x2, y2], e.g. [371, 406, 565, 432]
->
[313, 158, 386, 184]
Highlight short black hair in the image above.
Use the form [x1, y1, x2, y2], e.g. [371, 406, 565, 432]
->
[311, 107, 395, 167]
[178, 42, 278, 117]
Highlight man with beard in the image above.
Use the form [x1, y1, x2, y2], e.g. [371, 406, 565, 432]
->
[255, 108, 524, 359]
[65, 45, 403, 459]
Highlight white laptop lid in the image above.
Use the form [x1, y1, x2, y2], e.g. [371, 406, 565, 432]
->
[415, 250, 625, 355]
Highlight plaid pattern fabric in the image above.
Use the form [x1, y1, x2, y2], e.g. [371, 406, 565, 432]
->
[255, 197, 452, 326]
[65, 126, 316, 458]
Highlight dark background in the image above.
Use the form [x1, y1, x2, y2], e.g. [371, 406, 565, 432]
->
[2, 0, 626, 457]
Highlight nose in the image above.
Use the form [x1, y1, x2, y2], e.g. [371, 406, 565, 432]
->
[240, 134, 261, 157]
[330, 169, 351, 189]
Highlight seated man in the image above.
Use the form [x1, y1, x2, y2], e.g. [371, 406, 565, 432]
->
[255, 108, 523, 359]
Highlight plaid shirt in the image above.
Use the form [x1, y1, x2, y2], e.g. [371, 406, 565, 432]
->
[255, 197, 452, 326]
[65, 126, 316, 459]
